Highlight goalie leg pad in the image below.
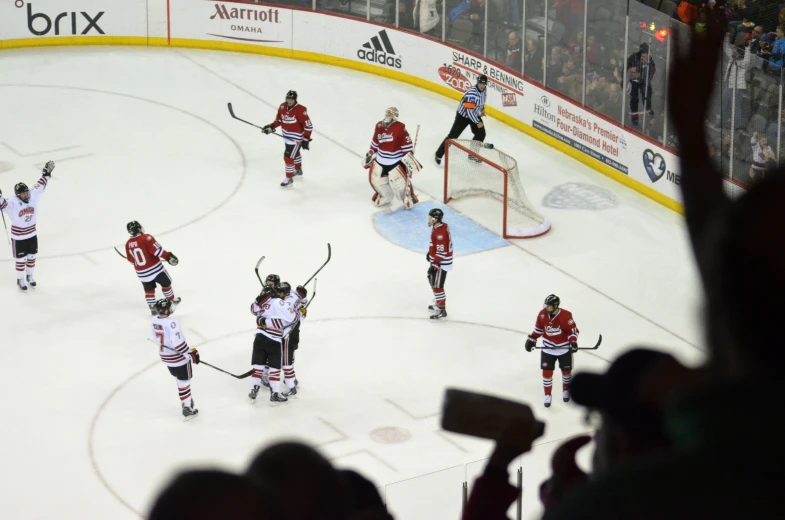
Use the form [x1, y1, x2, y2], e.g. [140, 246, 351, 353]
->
[401, 152, 423, 175]
[389, 165, 418, 209]
[369, 162, 393, 206]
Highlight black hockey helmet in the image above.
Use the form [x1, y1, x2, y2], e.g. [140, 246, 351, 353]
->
[277, 281, 292, 297]
[477, 74, 488, 85]
[127, 221, 143, 236]
[14, 182, 29, 201]
[428, 208, 444, 222]
[544, 294, 561, 309]
[154, 298, 173, 315]
[286, 90, 298, 102]
[265, 274, 280, 287]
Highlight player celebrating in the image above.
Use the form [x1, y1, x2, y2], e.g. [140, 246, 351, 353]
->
[362, 107, 421, 209]
[426, 208, 453, 320]
[259, 274, 308, 394]
[124, 221, 181, 315]
[262, 90, 314, 188]
[249, 284, 298, 403]
[525, 295, 579, 408]
[0, 160, 55, 291]
[151, 298, 200, 419]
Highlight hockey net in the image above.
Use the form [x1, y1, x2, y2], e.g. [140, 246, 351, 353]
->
[444, 139, 551, 238]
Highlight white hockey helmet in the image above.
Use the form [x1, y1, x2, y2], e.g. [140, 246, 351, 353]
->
[383, 107, 399, 124]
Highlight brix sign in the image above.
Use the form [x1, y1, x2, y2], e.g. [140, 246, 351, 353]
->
[23, 2, 105, 36]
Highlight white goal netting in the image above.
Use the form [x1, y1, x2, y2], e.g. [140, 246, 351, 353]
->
[444, 140, 551, 238]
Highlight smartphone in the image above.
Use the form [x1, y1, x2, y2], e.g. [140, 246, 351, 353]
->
[441, 388, 545, 441]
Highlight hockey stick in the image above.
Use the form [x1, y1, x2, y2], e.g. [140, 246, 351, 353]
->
[254, 255, 266, 286]
[146, 338, 254, 379]
[302, 243, 331, 288]
[0, 210, 9, 245]
[533, 335, 603, 351]
[227, 103, 284, 138]
[304, 278, 317, 309]
[113, 246, 126, 259]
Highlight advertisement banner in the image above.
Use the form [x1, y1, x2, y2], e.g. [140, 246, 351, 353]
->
[0, 0, 147, 40]
[626, 137, 683, 202]
[169, 0, 292, 47]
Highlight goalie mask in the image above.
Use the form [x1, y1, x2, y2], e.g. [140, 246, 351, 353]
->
[383, 107, 399, 126]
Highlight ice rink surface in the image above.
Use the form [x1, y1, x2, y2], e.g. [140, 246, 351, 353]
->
[0, 47, 705, 519]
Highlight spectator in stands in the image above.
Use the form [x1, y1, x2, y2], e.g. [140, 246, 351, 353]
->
[382, 0, 414, 30]
[524, 38, 544, 82]
[557, 56, 581, 100]
[586, 34, 605, 67]
[768, 24, 785, 65]
[339, 470, 394, 520]
[505, 32, 522, 71]
[749, 25, 765, 55]
[765, 107, 785, 143]
[546, 47, 564, 90]
[758, 30, 776, 60]
[750, 131, 776, 178]
[413, 0, 440, 35]
[566, 30, 584, 57]
[539, 349, 683, 513]
[626, 43, 656, 127]
[468, 0, 487, 51]
[553, 0, 584, 35]
[601, 81, 624, 121]
[722, 35, 752, 129]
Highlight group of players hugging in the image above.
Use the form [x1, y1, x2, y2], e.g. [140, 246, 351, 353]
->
[2, 84, 583, 417]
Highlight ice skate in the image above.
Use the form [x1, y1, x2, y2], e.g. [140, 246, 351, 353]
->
[26, 275, 36, 288]
[17, 279, 27, 292]
[283, 386, 298, 398]
[295, 168, 303, 177]
[544, 395, 552, 408]
[171, 296, 182, 305]
[563, 389, 571, 403]
[434, 152, 441, 165]
[270, 391, 288, 403]
[430, 308, 447, 320]
[280, 177, 294, 188]
[249, 385, 260, 401]
[182, 404, 199, 420]
[428, 301, 439, 312]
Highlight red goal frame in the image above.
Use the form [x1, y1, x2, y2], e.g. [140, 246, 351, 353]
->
[443, 139, 550, 239]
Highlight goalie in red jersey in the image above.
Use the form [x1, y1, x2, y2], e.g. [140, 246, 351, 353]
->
[363, 107, 421, 209]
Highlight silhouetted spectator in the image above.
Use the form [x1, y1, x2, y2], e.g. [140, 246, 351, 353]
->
[339, 470, 394, 520]
[722, 36, 751, 129]
[149, 469, 282, 520]
[626, 42, 656, 127]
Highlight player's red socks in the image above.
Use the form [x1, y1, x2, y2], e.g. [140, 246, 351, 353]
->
[562, 370, 572, 391]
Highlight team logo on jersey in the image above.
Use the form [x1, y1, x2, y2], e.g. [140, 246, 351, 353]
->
[377, 132, 395, 143]
[437, 234, 443, 240]
[18, 207, 34, 217]
[438, 64, 471, 93]
[545, 326, 562, 336]
[358, 30, 402, 69]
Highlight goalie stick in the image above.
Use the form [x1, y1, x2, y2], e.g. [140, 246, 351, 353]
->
[533, 334, 603, 351]
[227, 103, 284, 139]
[146, 338, 254, 379]
[404, 124, 420, 206]
[302, 243, 331, 288]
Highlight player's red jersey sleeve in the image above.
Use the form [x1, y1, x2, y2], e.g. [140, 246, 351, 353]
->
[398, 125, 413, 155]
[271, 104, 285, 129]
[297, 105, 313, 140]
[560, 311, 579, 343]
[531, 312, 546, 340]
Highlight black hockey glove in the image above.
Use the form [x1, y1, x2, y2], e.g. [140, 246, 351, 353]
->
[525, 337, 537, 352]
[301, 139, 310, 150]
[296, 285, 307, 298]
[569, 342, 578, 353]
[255, 286, 273, 305]
[427, 266, 437, 278]
[425, 252, 431, 262]
[262, 125, 274, 135]
[167, 253, 179, 266]
[190, 348, 201, 364]
[256, 316, 267, 329]
[42, 160, 55, 178]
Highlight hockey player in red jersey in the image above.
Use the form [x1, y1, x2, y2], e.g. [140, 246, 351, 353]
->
[525, 295, 579, 407]
[426, 208, 453, 320]
[125, 221, 181, 315]
[262, 90, 314, 188]
[363, 107, 421, 209]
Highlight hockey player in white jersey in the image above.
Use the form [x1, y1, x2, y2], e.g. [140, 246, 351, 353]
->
[151, 298, 201, 419]
[0, 160, 55, 291]
[249, 283, 298, 403]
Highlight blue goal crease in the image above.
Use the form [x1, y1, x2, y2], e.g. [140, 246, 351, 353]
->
[373, 201, 509, 255]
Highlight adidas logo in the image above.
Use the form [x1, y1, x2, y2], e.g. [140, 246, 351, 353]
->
[357, 30, 402, 69]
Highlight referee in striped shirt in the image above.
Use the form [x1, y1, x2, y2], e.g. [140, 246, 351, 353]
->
[435, 74, 488, 165]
